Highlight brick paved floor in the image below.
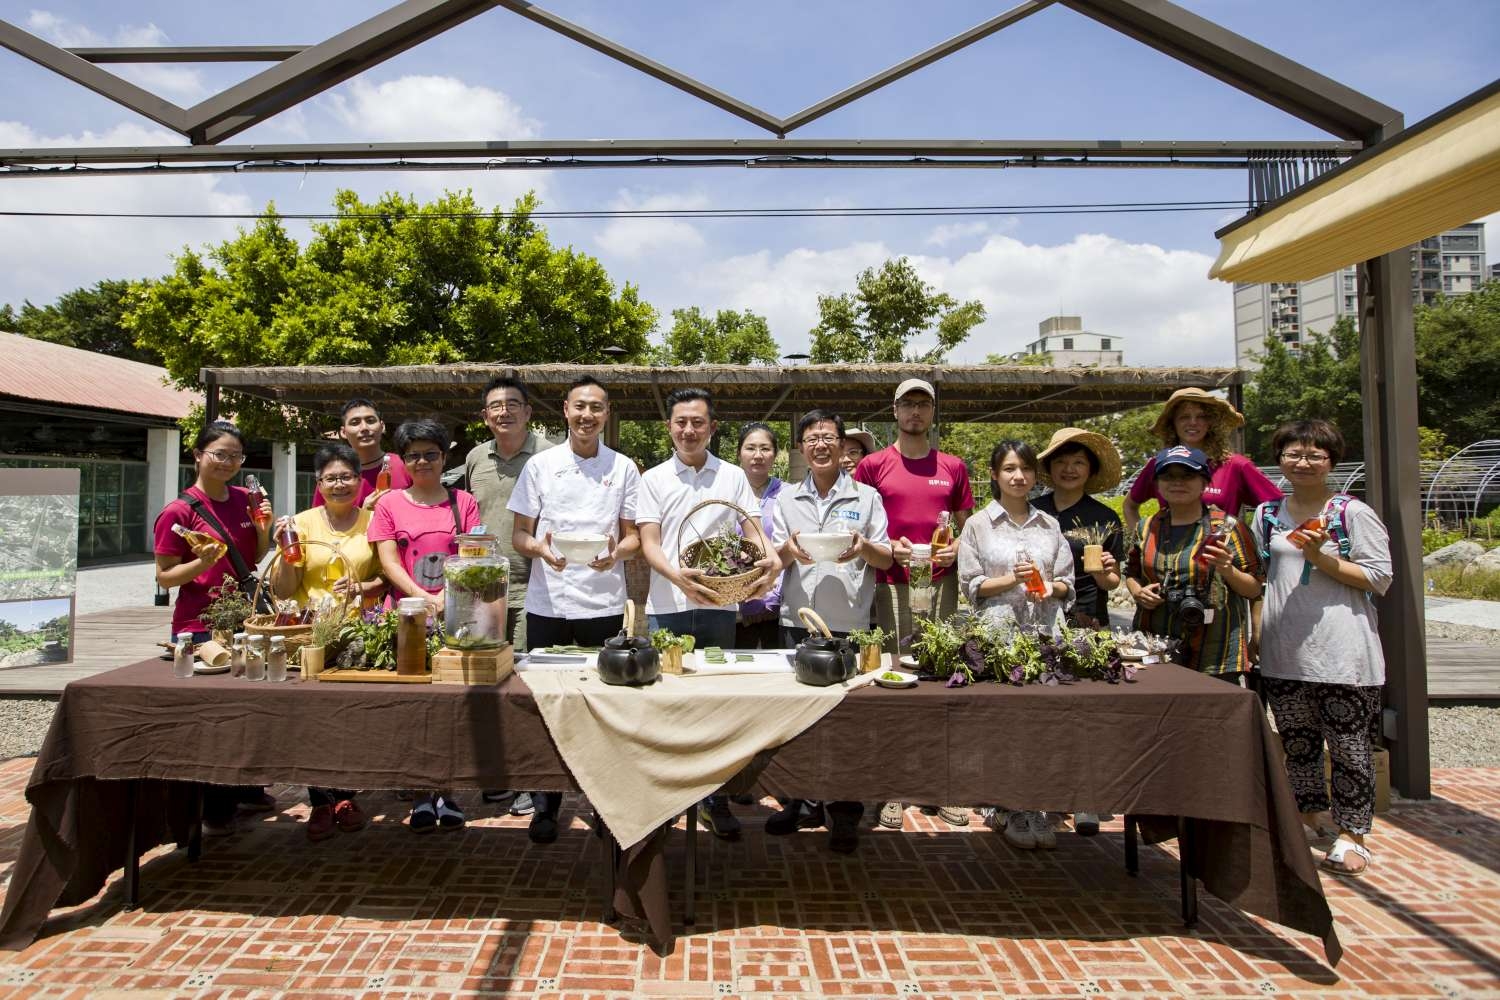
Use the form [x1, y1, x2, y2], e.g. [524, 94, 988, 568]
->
[0, 758, 1497, 999]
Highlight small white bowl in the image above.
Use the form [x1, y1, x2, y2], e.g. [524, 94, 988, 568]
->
[799, 531, 853, 562]
[553, 532, 607, 565]
[899, 654, 921, 670]
[874, 669, 919, 688]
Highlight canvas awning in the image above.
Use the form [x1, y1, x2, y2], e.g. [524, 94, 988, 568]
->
[1211, 79, 1500, 283]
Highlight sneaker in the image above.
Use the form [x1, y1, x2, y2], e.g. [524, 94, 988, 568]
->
[937, 805, 970, 827]
[409, 798, 437, 834]
[307, 804, 337, 842]
[482, 789, 517, 805]
[1002, 811, 1037, 850]
[202, 817, 237, 838]
[1029, 811, 1057, 850]
[509, 792, 536, 816]
[878, 802, 904, 830]
[238, 790, 277, 814]
[1073, 812, 1100, 837]
[435, 796, 465, 831]
[918, 805, 939, 816]
[529, 812, 559, 844]
[765, 800, 825, 835]
[333, 799, 367, 833]
[698, 798, 742, 841]
[828, 813, 859, 854]
[981, 807, 1006, 832]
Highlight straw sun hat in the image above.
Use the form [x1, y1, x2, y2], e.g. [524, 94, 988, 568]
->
[1037, 428, 1122, 494]
[1150, 387, 1245, 440]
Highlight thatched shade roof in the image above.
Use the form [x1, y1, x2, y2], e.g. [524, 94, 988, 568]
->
[202, 363, 1244, 427]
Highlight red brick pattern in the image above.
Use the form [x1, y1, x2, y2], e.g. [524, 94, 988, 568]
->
[1, 759, 1497, 998]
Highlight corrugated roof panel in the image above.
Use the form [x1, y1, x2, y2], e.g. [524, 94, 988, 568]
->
[0, 331, 198, 420]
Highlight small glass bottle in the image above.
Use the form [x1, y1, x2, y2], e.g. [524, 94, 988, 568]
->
[375, 454, 393, 492]
[1017, 546, 1047, 596]
[173, 630, 194, 679]
[244, 474, 271, 529]
[276, 519, 304, 566]
[231, 632, 247, 677]
[396, 597, 431, 675]
[244, 635, 266, 681]
[267, 636, 288, 682]
[930, 510, 954, 548]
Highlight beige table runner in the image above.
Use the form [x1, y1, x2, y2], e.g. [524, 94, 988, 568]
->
[520, 669, 874, 849]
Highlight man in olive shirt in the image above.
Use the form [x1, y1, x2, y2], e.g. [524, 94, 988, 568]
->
[464, 376, 550, 652]
[464, 375, 550, 813]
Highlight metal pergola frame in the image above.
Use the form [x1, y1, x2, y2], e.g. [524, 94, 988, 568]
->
[0, 0, 1430, 797]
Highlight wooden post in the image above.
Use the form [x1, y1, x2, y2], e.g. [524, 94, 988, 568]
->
[1359, 249, 1429, 800]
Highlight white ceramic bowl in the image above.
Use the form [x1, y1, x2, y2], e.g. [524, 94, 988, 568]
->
[799, 531, 853, 562]
[553, 532, 607, 565]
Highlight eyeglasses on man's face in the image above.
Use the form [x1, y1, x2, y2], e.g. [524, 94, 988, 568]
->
[801, 434, 840, 447]
[201, 449, 245, 464]
[895, 397, 933, 412]
[402, 450, 444, 465]
[484, 399, 528, 414]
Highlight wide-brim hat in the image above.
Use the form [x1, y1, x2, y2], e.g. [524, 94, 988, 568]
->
[1037, 427, 1122, 494]
[844, 427, 879, 456]
[1151, 387, 1244, 440]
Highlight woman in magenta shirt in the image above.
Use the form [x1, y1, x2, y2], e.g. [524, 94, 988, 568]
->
[1122, 388, 1281, 536]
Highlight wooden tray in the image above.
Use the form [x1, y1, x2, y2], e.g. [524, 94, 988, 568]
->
[315, 669, 432, 683]
[432, 645, 514, 685]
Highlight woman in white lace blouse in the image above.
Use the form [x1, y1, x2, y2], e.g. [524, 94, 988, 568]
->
[957, 440, 1074, 634]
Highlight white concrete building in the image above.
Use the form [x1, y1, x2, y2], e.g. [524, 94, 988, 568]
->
[1023, 316, 1124, 367]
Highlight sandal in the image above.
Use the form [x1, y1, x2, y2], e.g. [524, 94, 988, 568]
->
[1321, 836, 1370, 877]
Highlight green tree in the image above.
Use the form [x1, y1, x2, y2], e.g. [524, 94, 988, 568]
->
[809, 257, 985, 363]
[1242, 318, 1365, 462]
[126, 189, 657, 440]
[1416, 279, 1500, 446]
[4, 280, 161, 366]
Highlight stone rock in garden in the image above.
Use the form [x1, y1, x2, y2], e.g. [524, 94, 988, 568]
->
[1423, 540, 1484, 572]
[1463, 546, 1500, 577]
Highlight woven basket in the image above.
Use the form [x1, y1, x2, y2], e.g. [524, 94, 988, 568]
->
[245, 539, 353, 659]
[676, 498, 767, 606]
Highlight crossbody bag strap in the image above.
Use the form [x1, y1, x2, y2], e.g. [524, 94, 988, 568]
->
[179, 491, 257, 583]
[447, 488, 463, 536]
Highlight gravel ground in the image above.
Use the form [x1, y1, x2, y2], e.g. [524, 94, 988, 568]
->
[1426, 620, 1500, 645]
[0, 697, 57, 760]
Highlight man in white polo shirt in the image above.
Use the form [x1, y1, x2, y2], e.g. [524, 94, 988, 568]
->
[636, 386, 781, 840]
[509, 375, 642, 844]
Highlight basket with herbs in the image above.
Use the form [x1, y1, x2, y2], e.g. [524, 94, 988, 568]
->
[674, 498, 767, 606]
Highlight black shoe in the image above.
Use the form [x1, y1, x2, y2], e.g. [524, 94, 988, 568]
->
[529, 812, 559, 844]
[409, 798, 437, 834]
[828, 815, 860, 854]
[731, 792, 756, 805]
[765, 800, 825, 836]
[482, 789, 517, 805]
[698, 798, 741, 840]
[918, 804, 940, 816]
[435, 795, 465, 831]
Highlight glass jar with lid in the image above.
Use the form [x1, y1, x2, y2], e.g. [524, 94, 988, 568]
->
[442, 533, 509, 650]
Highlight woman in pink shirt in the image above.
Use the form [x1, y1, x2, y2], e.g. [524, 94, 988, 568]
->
[1122, 388, 1281, 537]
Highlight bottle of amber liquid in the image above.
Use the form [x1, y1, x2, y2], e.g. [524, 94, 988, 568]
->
[243, 474, 272, 529]
[375, 454, 393, 492]
[930, 510, 953, 548]
[395, 597, 430, 675]
[1016, 545, 1047, 597]
[276, 519, 304, 566]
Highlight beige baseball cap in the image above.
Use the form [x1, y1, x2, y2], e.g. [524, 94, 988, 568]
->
[893, 378, 936, 402]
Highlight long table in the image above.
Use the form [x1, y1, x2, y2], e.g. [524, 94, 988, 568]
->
[0, 658, 1340, 964]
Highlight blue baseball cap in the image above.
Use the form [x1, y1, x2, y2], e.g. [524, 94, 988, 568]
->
[1153, 445, 1211, 479]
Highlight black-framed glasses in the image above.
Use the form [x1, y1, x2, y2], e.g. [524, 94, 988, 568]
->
[484, 400, 527, 413]
[802, 434, 839, 446]
[402, 450, 444, 465]
[202, 449, 245, 464]
[318, 473, 360, 485]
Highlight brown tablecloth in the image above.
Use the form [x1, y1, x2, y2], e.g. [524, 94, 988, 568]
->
[0, 659, 1338, 964]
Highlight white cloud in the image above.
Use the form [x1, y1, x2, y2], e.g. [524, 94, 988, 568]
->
[594, 190, 708, 261]
[628, 231, 1232, 367]
[925, 221, 990, 247]
[322, 76, 539, 142]
[0, 122, 252, 309]
[26, 11, 207, 103]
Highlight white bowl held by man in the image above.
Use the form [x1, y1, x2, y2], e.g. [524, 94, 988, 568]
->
[553, 531, 607, 565]
[799, 531, 853, 562]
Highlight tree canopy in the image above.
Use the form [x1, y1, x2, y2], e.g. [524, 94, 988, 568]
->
[2, 279, 161, 366]
[809, 257, 985, 364]
[1242, 317, 1365, 462]
[652, 307, 779, 366]
[125, 189, 657, 439]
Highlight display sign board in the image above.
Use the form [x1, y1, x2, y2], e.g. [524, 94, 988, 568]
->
[0, 468, 80, 668]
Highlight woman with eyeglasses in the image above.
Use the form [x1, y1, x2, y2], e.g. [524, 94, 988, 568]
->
[1251, 420, 1391, 879]
[368, 419, 482, 834]
[271, 442, 385, 614]
[152, 421, 274, 837]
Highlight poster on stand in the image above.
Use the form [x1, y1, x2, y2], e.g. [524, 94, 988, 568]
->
[0, 468, 80, 668]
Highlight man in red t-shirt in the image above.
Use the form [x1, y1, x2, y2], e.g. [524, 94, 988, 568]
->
[854, 377, 976, 830]
[313, 398, 412, 509]
[854, 377, 975, 646]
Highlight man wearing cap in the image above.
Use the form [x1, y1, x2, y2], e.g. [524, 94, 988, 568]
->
[1034, 428, 1125, 630]
[854, 378, 974, 645]
[1125, 444, 1262, 682]
[1122, 388, 1280, 537]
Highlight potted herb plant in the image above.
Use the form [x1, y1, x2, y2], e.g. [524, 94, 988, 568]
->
[1064, 525, 1113, 574]
[650, 628, 696, 674]
[203, 578, 254, 647]
[848, 625, 889, 673]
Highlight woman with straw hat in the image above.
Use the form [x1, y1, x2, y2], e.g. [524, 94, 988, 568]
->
[1035, 428, 1125, 631]
[1121, 388, 1281, 537]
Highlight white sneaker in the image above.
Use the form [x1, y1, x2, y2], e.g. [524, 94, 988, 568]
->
[878, 802, 904, 830]
[1073, 812, 1101, 837]
[1003, 811, 1037, 850]
[1029, 810, 1057, 850]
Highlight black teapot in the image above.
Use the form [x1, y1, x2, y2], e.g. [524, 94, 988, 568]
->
[793, 608, 858, 687]
[596, 601, 661, 686]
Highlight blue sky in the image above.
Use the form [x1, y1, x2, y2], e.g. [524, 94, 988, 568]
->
[1, 1, 1496, 365]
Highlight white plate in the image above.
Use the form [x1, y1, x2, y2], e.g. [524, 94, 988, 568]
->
[898, 654, 920, 670]
[193, 660, 230, 674]
[874, 669, 919, 688]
